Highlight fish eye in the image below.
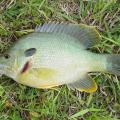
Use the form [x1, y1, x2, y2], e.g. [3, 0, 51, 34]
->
[24, 48, 36, 57]
[4, 54, 10, 59]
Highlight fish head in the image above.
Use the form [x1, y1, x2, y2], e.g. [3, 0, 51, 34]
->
[0, 47, 36, 79]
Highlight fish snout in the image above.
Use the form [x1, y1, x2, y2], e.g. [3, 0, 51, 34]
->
[0, 64, 7, 76]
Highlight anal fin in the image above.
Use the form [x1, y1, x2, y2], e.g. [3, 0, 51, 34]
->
[67, 74, 97, 93]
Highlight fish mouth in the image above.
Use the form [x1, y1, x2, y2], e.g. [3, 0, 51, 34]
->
[0, 64, 7, 76]
[0, 64, 6, 68]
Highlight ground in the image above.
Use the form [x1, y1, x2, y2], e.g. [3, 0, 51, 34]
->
[0, 0, 120, 120]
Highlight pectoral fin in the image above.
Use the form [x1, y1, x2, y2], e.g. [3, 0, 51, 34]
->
[67, 74, 97, 93]
[33, 68, 57, 80]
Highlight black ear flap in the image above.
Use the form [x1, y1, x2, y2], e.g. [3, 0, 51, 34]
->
[24, 48, 36, 57]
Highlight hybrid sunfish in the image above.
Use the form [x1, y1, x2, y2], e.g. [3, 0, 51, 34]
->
[0, 23, 119, 93]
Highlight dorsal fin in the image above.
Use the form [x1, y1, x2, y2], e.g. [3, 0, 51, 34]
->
[35, 22, 101, 49]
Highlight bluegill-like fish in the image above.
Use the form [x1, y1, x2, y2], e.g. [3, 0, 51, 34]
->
[0, 23, 120, 92]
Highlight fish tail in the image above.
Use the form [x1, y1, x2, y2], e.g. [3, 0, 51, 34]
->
[106, 54, 120, 76]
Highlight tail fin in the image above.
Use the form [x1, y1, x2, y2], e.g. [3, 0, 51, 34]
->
[107, 55, 120, 76]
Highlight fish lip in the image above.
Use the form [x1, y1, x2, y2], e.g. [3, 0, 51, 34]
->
[0, 64, 6, 68]
[0, 64, 7, 76]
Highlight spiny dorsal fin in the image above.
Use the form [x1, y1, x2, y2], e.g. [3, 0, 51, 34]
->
[35, 22, 101, 49]
[67, 74, 97, 93]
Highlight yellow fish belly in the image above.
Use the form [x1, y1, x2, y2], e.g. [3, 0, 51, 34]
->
[16, 68, 59, 88]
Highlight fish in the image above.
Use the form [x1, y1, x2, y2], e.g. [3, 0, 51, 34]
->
[0, 23, 120, 93]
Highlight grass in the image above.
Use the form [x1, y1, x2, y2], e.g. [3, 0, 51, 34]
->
[0, 0, 120, 119]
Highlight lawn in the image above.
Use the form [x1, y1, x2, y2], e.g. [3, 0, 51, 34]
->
[0, 0, 120, 120]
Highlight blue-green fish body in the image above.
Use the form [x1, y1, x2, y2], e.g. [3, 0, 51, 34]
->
[0, 23, 120, 92]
